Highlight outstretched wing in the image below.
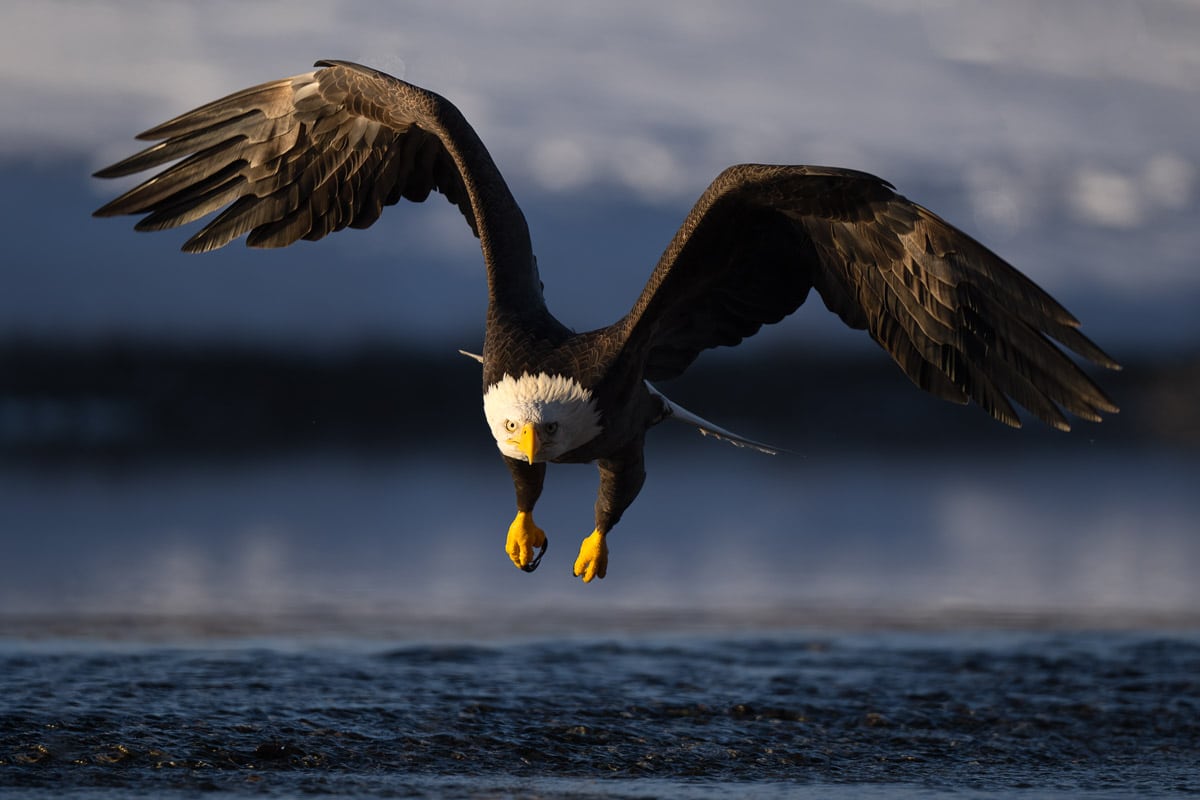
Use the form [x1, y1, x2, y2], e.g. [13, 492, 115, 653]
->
[93, 60, 540, 308]
[620, 164, 1120, 430]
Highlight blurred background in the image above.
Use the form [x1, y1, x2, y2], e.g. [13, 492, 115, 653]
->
[1, 0, 1197, 631]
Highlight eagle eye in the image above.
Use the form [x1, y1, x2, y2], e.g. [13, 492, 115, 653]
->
[504, 419, 518, 433]
[544, 422, 558, 435]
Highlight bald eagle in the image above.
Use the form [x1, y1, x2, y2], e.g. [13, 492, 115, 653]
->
[94, 60, 1119, 583]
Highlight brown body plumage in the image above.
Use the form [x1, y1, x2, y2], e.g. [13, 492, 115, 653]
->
[94, 60, 1119, 582]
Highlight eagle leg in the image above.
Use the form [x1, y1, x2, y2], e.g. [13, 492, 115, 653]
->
[503, 457, 547, 572]
[506, 510, 547, 572]
[573, 440, 645, 584]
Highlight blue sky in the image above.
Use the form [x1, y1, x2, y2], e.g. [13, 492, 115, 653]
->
[3, 0, 1198, 354]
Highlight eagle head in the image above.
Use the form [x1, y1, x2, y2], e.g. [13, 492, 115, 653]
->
[483, 372, 602, 463]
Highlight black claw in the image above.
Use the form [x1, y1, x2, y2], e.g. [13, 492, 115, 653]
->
[522, 539, 547, 573]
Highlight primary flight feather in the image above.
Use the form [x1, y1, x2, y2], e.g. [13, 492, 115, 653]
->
[94, 60, 1120, 582]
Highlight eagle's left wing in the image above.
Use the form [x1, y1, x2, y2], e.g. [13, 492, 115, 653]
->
[618, 164, 1119, 431]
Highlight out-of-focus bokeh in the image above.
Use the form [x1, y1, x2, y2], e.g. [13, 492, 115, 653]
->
[2, 0, 1197, 629]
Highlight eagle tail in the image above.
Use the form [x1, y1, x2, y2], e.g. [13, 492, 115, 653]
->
[645, 383, 782, 455]
[458, 349, 485, 363]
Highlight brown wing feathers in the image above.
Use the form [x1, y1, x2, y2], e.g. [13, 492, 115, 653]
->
[94, 61, 544, 311]
[805, 170, 1121, 429]
[628, 164, 1118, 430]
[93, 64, 477, 253]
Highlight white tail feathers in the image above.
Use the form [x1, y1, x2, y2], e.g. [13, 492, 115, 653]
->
[646, 382, 782, 455]
[458, 349, 485, 363]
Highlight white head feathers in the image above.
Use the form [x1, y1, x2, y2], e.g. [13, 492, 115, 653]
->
[483, 372, 602, 461]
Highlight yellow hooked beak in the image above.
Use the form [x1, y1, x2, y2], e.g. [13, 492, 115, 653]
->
[516, 422, 538, 464]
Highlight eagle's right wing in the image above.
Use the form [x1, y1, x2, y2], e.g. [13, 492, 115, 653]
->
[93, 60, 541, 309]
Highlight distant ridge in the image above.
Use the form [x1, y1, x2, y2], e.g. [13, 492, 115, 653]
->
[1, 340, 1192, 458]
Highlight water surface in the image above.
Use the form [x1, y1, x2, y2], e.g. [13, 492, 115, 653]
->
[2, 447, 1198, 797]
[2, 628, 1198, 798]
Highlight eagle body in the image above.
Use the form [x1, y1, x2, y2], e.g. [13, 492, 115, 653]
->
[94, 60, 1120, 583]
[480, 307, 666, 577]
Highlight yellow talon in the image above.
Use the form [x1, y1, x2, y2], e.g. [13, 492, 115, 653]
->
[506, 510, 547, 572]
[573, 529, 608, 583]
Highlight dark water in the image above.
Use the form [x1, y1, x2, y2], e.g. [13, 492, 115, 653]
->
[2, 627, 1198, 798]
[2, 447, 1198, 796]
